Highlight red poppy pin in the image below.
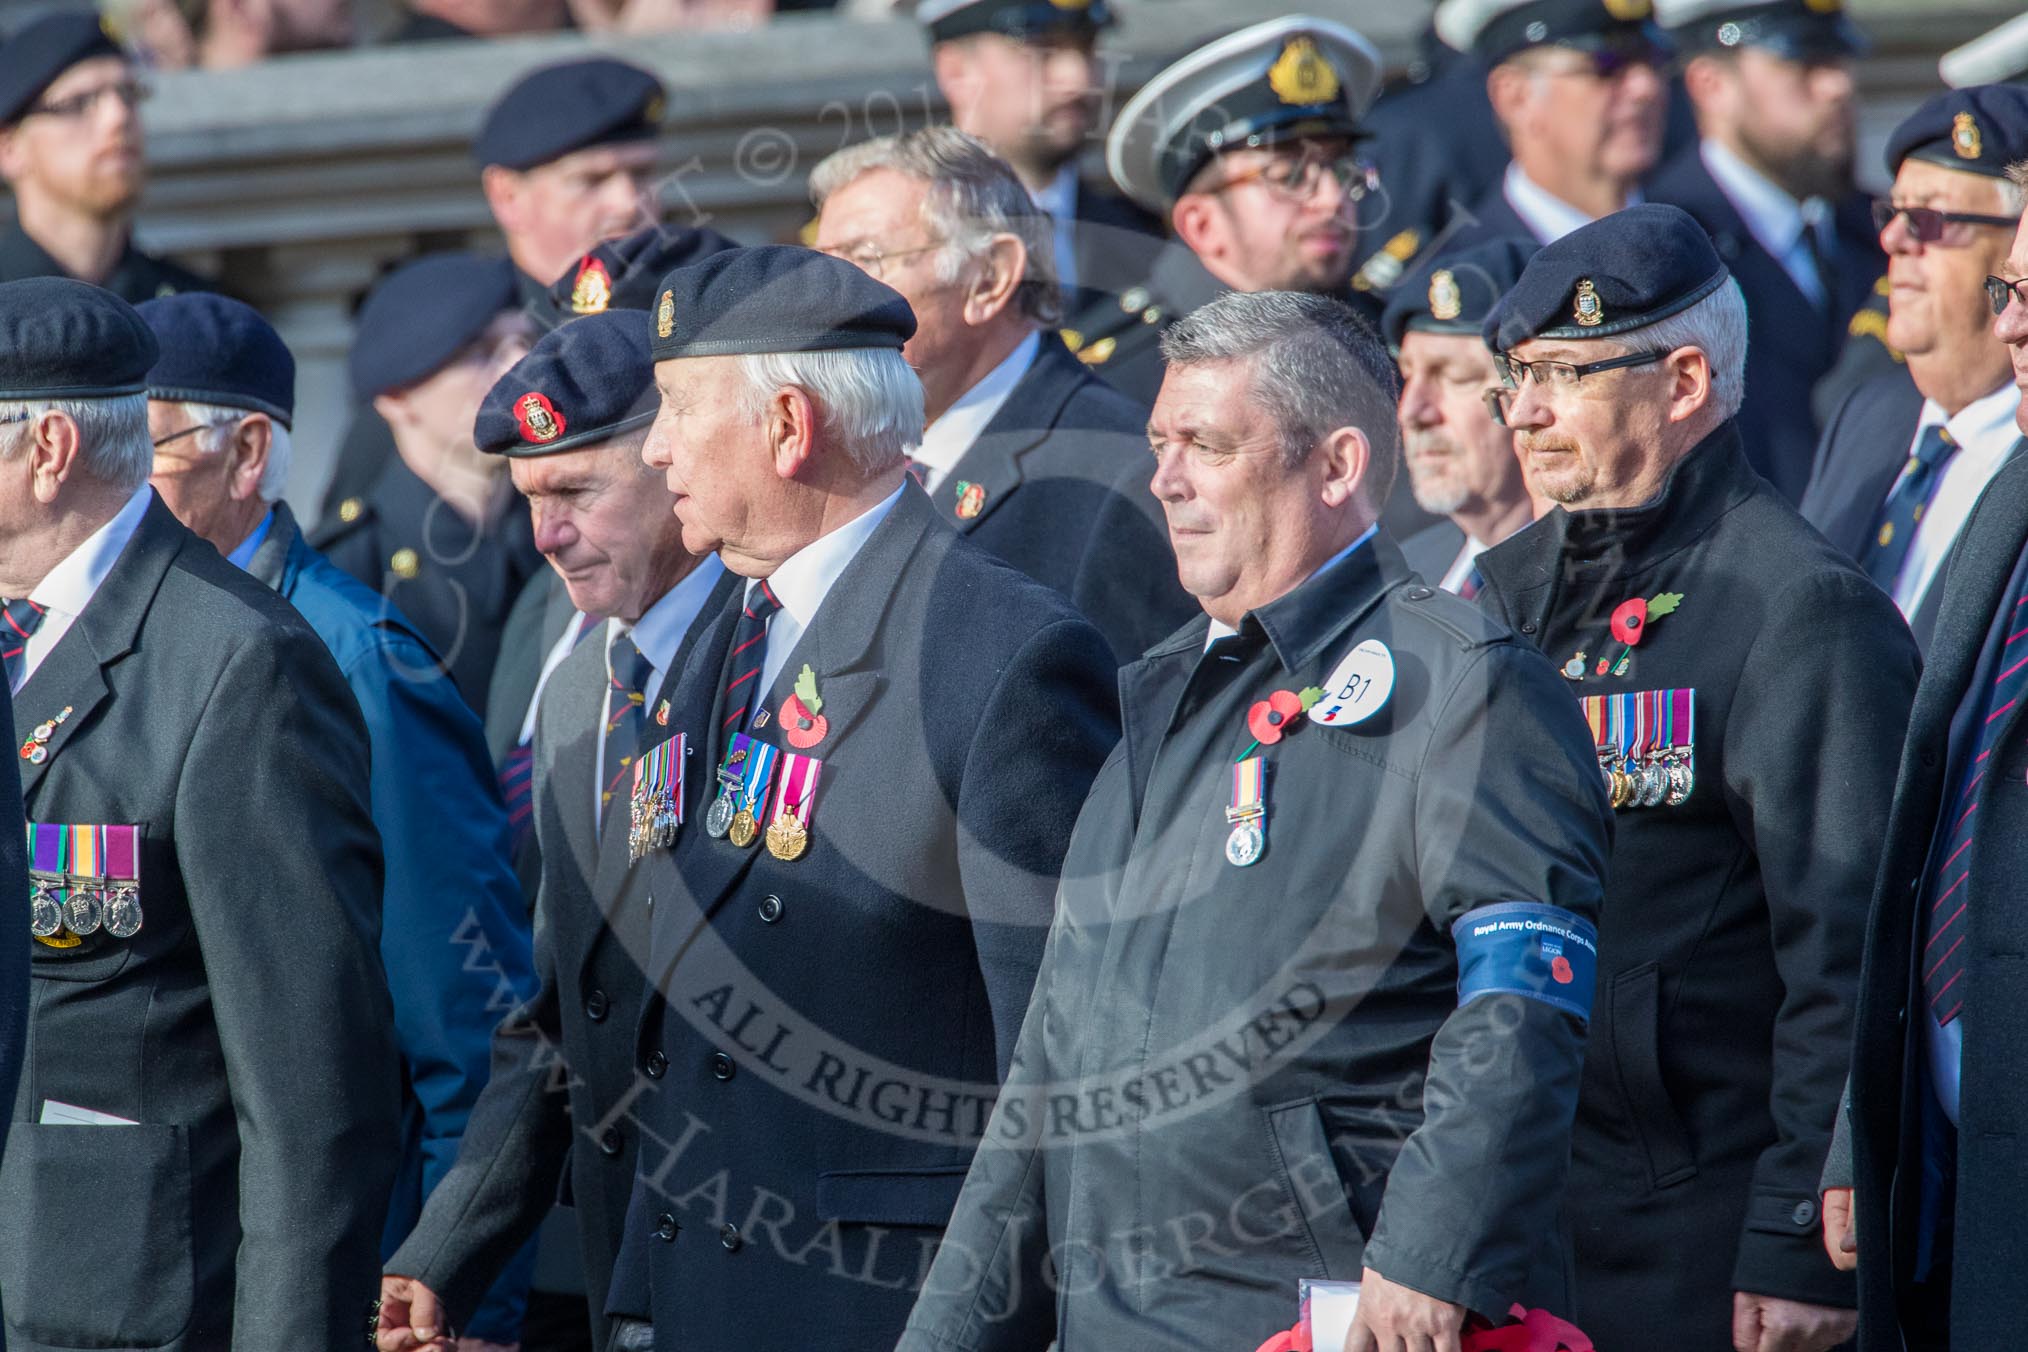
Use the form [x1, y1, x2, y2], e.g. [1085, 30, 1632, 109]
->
[515, 391, 566, 444]
[1247, 690, 1305, 746]
[783, 664, 829, 749]
[955, 481, 988, 520]
[1593, 591, 1684, 677]
[1551, 956, 1575, 984]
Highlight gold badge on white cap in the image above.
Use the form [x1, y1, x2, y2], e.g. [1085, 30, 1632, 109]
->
[1268, 37, 1340, 106]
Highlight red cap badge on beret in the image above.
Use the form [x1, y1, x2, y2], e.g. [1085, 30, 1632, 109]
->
[570, 256, 613, 315]
[515, 391, 566, 444]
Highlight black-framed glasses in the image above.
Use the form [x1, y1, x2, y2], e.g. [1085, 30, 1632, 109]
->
[150, 424, 209, 451]
[25, 79, 149, 121]
[1482, 386, 1516, 428]
[1872, 200, 2020, 245]
[1496, 349, 1670, 392]
[814, 239, 945, 282]
[1212, 151, 1377, 204]
[1985, 274, 2028, 316]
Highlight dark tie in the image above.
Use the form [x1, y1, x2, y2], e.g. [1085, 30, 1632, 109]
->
[1798, 210, 1837, 313]
[1921, 581, 2028, 1025]
[498, 612, 601, 853]
[602, 632, 655, 830]
[721, 580, 783, 733]
[2, 597, 47, 690]
[1862, 426, 1957, 593]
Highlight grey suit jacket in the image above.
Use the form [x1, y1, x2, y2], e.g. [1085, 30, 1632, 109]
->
[0, 494, 401, 1351]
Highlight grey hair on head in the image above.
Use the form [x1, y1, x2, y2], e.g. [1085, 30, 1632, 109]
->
[0, 394, 153, 494]
[736, 347, 926, 474]
[174, 401, 295, 502]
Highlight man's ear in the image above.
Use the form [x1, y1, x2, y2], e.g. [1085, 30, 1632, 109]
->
[1663, 347, 1714, 425]
[26, 409, 83, 505]
[0, 126, 27, 186]
[227, 414, 273, 503]
[480, 164, 523, 235]
[1316, 424, 1371, 511]
[963, 233, 1026, 326]
[372, 391, 410, 434]
[1172, 192, 1221, 262]
[1485, 61, 1533, 136]
[769, 385, 819, 480]
[932, 41, 977, 121]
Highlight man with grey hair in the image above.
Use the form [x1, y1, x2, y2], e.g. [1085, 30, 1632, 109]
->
[0, 278, 401, 1349]
[1474, 205, 1918, 1352]
[600, 246, 1120, 1351]
[811, 125, 1192, 662]
[903, 286, 1611, 1352]
[136, 293, 544, 1352]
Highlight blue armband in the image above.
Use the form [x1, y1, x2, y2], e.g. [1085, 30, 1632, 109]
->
[1450, 901, 1598, 1022]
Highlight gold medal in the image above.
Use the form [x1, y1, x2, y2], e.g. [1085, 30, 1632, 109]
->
[765, 815, 808, 861]
[728, 809, 758, 848]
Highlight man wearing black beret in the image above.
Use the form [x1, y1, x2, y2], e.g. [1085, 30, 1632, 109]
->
[1648, 0, 1882, 504]
[533, 219, 741, 333]
[1383, 235, 1541, 594]
[313, 252, 544, 717]
[0, 13, 216, 302]
[136, 292, 543, 1351]
[377, 309, 733, 1352]
[0, 277, 400, 1350]
[596, 245, 1118, 1351]
[1474, 203, 1918, 1352]
[1801, 86, 2028, 655]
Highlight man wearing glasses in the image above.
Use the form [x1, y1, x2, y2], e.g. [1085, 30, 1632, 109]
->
[1801, 86, 2028, 655]
[1476, 204, 1918, 1352]
[1085, 15, 1383, 404]
[1431, 0, 1670, 249]
[0, 13, 214, 301]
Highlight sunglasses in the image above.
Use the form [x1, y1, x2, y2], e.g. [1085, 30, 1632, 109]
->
[1872, 200, 2020, 245]
[1985, 274, 2028, 317]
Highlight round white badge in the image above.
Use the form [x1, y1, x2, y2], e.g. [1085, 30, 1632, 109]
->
[1308, 638, 1396, 727]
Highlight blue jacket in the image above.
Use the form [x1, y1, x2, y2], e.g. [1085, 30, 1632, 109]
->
[249, 504, 539, 1342]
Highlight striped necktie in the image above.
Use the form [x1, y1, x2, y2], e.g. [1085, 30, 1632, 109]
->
[2, 597, 47, 691]
[1863, 426, 1957, 593]
[601, 632, 655, 831]
[1922, 578, 2028, 1025]
[721, 580, 783, 733]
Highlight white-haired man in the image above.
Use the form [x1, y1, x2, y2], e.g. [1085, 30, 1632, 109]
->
[595, 246, 1121, 1352]
[1475, 204, 1918, 1352]
[0, 279, 399, 1348]
[811, 126, 1191, 662]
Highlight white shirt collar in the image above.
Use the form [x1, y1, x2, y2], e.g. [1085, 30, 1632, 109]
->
[31, 484, 152, 619]
[618, 554, 727, 680]
[1917, 380, 2022, 453]
[1031, 164, 1078, 220]
[750, 481, 905, 696]
[1502, 162, 1639, 244]
[908, 331, 1041, 491]
[1699, 138, 1809, 259]
[1204, 523, 1378, 650]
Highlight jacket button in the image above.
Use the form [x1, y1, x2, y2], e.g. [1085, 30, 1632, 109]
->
[644, 1051, 668, 1079]
[1520, 621, 1537, 634]
[584, 989, 610, 1022]
[758, 894, 783, 923]
[711, 1051, 736, 1081]
[720, 1223, 743, 1252]
[1791, 1200, 1816, 1226]
[599, 1126, 623, 1157]
[1405, 586, 1435, 601]
[653, 1212, 678, 1242]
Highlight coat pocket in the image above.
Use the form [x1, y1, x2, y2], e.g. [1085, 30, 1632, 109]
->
[815, 1165, 971, 1228]
[0, 1121, 195, 1348]
[1605, 962, 1698, 1189]
[1265, 1098, 1368, 1280]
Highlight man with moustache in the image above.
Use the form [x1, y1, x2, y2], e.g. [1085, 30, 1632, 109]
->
[1650, 0, 1881, 503]
[1476, 204, 1918, 1352]
[0, 13, 215, 300]
[1801, 88, 2028, 655]
[1818, 155, 2028, 1352]
[375, 310, 734, 1352]
[1383, 237, 1540, 595]
[1085, 15, 1382, 403]
[918, 0, 1161, 326]
[1431, 0, 1670, 249]
[809, 126, 1192, 662]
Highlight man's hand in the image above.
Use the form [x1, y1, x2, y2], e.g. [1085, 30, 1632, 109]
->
[376, 1275, 452, 1352]
[1731, 1291, 1857, 1352]
[1821, 1187, 1858, 1272]
[1345, 1266, 1467, 1352]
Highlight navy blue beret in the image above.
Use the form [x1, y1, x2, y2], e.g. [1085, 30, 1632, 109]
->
[0, 277, 156, 399]
[474, 58, 665, 171]
[1383, 235, 1539, 350]
[0, 13, 121, 127]
[138, 294, 295, 426]
[1483, 203, 1728, 351]
[1885, 85, 2028, 181]
[1434, 0, 1669, 68]
[917, 0, 1112, 43]
[350, 253, 518, 400]
[534, 222, 741, 331]
[648, 246, 915, 361]
[1656, 0, 1868, 63]
[476, 312, 655, 458]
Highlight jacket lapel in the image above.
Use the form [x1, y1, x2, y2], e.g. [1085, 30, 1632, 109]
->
[929, 338, 1083, 535]
[1921, 453, 2028, 751]
[14, 496, 184, 803]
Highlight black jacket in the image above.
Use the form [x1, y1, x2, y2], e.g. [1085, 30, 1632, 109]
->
[901, 535, 1612, 1349]
[1478, 424, 1919, 1348]
[608, 483, 1121, 1350]
[1649, 147, 1881, 504]
[1835, 452, 2028, 1349]
[924, 334, 1193, 663]
[0, 494, 401, 1350]
[1799, 366, 1925, 563]
[0, 219, 217, 303]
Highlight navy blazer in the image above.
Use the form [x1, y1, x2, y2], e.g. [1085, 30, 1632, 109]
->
[609, 483, 1122, 1350]
[1649, 147, 1881, 504]
[1400, 520, 1466, 586]
[249, 503, 540, 1342]
[921, 334, 1194, 664]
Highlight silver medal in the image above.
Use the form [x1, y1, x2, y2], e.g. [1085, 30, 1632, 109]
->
[1225, 820, 1264, 868]
[29, 886, 62, 938]
[63, 887, 103, 936]
[102, 886, 143, 939]
[1637, 761, 1668, 808]
[705, 792, 736, 839]
[1666, 759, 1693, 807]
